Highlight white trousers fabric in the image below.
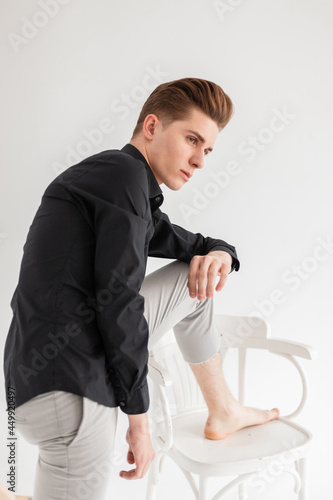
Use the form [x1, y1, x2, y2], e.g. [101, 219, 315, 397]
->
[142, 260, 220, 362]
[15, 260, 220, 500]
[15, 390, 117, 500]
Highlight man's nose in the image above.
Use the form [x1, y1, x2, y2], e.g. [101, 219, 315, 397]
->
[190, 150, 205, 169]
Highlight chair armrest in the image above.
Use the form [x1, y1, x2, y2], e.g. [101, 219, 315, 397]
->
[148, 357, 173, 387]
[238, 337, 317, 360]
[235, 337, 317, 419]
[148, 356, 174, 452]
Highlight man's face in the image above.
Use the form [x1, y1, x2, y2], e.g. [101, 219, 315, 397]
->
[146, 108, 219, 190]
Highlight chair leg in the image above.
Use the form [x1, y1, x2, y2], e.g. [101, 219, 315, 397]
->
[296, 457, 308, 500]
[145, 454, 164, 500]
[238, 482, 246, 500]
[146, 479, 158, 500]
[199, 476, 210, 500]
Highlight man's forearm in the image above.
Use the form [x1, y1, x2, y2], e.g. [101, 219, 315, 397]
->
[128, 412, 150, 429]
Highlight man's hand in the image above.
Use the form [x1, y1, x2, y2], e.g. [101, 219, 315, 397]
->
[119, 413, 155, 480]
[187, 250, 233, 301]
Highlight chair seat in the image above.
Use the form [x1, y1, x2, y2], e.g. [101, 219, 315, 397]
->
[169, 409, 312, 476]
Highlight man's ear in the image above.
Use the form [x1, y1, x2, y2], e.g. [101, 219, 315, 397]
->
[142, 114, 160, 140]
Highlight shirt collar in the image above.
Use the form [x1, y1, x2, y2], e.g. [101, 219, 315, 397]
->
[121, 143, 164, 211]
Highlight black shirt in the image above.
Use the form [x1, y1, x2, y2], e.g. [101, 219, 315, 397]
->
[3, 144, 240, 414]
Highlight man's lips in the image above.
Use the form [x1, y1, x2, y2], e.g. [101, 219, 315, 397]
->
[180, 170, 192, 180]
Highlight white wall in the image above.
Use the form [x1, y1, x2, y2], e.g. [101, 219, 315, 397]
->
[1, 0, 332, 498]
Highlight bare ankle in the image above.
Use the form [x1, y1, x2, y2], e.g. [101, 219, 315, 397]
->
[209, 400, 240, 419]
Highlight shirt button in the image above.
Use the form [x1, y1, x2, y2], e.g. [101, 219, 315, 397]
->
[119, 401, 125, 407]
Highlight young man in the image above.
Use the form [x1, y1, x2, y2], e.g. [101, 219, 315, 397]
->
[2, 78, 279, 500]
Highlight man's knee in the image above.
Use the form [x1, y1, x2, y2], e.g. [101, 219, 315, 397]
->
[173, 260, 191, 286]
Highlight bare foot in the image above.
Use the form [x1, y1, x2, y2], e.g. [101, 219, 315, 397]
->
[204, 404, 280, 440]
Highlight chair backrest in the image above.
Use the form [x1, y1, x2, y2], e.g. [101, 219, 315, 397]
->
[152, 339, 206, 415]
[150, 314, 269, 415]
[215, 313, 269, 349]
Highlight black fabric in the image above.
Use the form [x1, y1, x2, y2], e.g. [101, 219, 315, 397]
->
[3, 144, 240, 414]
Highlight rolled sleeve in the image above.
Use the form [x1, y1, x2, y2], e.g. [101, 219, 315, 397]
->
[148, 209, 240, 271]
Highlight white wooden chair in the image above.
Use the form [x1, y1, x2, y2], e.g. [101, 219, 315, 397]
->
[146, 314, 317, 500]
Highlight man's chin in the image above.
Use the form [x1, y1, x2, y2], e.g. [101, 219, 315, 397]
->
[166, 185, 183, 192]
[162, 180, 185, 191]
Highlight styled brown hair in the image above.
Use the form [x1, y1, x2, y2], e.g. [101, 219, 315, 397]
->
[131, 77, 234, 139]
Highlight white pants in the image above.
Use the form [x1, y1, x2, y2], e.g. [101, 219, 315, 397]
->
[15, 260, 220, 500]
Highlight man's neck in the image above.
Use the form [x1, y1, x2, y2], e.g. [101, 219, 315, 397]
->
[128, 139, 162, 185]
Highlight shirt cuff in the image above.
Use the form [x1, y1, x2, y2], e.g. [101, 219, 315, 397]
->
[116, 380, 150, 415]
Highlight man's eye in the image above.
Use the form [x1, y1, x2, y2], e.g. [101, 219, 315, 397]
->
[188, 137, 197, 144]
